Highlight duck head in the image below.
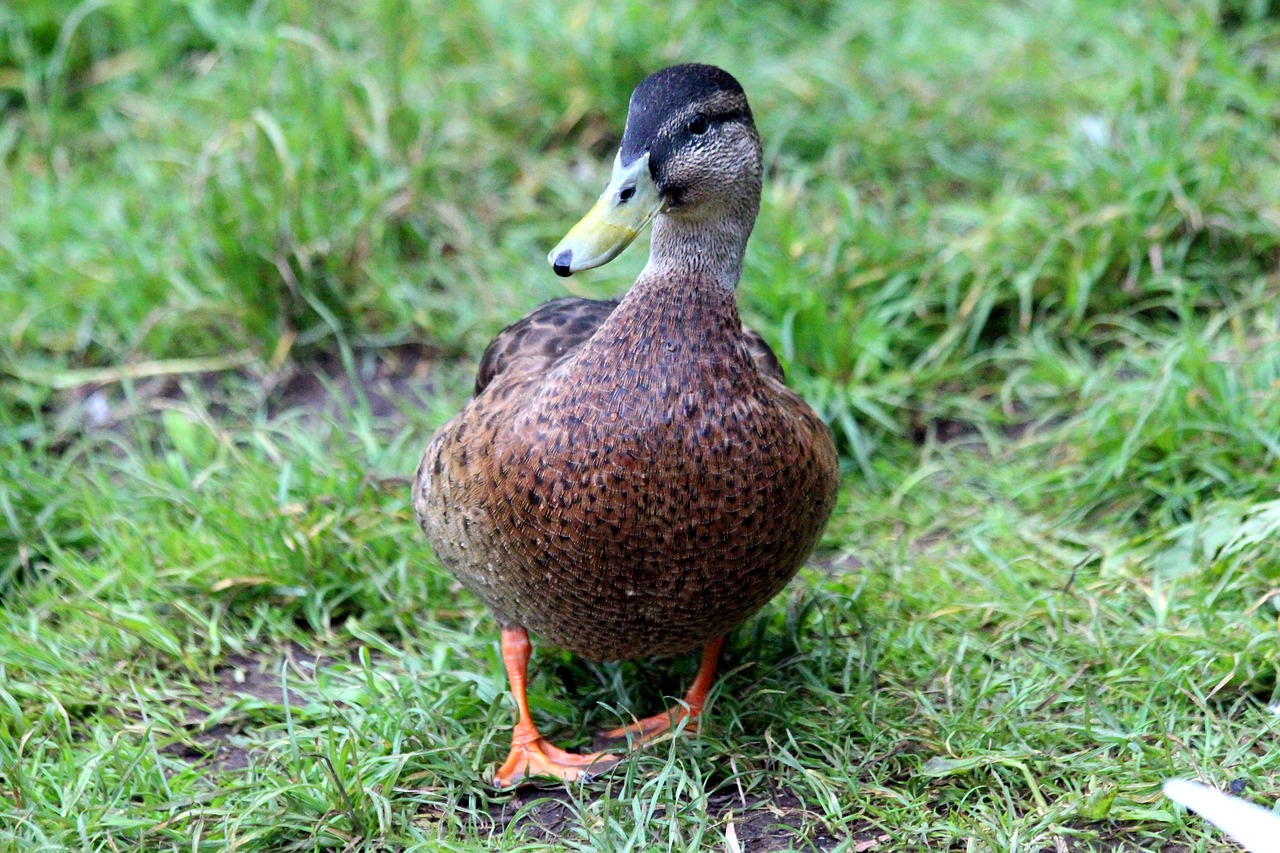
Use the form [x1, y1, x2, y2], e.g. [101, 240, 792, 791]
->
[549, 63, 762, 277]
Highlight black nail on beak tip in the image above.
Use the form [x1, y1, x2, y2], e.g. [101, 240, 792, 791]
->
[553, 250, 573, 277]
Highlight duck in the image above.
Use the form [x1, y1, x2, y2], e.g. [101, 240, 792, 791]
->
[414, 63, 840, 788]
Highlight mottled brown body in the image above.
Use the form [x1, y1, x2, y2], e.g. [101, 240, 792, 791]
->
[415, 62, 840, 787]
[416, 277, 839, 661]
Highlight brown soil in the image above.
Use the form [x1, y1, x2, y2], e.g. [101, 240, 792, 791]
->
[480, 787, 876, 851]
[266, 343, 437, 422]
[52, 342, 440, 442]
[165, 643, 331, 774]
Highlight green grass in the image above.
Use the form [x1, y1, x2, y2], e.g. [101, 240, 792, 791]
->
[3, 0, 1279, 850]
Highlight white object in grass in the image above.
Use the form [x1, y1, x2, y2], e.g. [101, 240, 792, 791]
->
[1164, 779, 1280, 853]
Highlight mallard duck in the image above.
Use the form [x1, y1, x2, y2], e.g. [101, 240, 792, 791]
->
[415, 63, 840, 788]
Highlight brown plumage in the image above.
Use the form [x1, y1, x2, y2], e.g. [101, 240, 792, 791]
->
[473, 295, 785, 396]
[414, 63, 840, 787]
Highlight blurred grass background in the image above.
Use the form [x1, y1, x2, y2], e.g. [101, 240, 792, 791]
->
[2, 0, 1279, 850]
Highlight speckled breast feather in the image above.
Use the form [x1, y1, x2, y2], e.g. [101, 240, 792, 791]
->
[415, 276, 839, 661]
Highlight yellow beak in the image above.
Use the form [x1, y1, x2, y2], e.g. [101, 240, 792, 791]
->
[548, 152, 664, 277]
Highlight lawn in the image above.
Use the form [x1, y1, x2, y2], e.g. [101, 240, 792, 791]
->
[2, 0, 1279, 850]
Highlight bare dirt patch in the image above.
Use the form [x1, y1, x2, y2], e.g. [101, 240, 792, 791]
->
[209, 645, 318, 706]
[475, 787, 865, 851]
[50, 342, 440, 445]
[166, 643, 336, 774]
[266, 343, 438, 423]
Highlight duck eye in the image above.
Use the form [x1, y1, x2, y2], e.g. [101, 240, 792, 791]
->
[619, 186, 635, 202]
[686, 113, 709, 135]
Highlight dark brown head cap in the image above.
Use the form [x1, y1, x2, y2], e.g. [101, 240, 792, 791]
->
[619, 64, 754, 171]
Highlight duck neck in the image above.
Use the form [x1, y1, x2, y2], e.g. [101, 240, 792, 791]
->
[638, 206, 755, 294]
[592, 212, 756, 363]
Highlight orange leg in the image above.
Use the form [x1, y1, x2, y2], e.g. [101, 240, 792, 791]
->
[492, 627, 617, 788]
[596, 636, 725, 748]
